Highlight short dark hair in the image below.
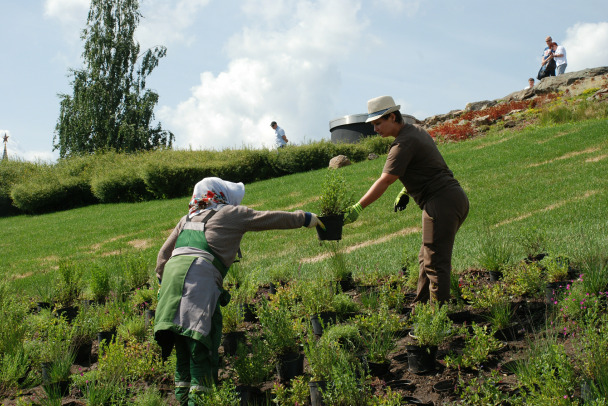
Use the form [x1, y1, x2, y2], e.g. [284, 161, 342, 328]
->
[270, 121, 277, 127]
[380, 110, 403, 124]
[528, 78, 534, 82]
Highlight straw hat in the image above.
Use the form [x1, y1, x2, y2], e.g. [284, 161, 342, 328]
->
[365, 96, 401, 123]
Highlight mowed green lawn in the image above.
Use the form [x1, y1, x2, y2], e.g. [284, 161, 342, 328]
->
[2, 119, 607, 295]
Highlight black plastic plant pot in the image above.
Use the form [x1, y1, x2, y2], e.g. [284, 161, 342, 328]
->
[276, 351, 304, 382]
[433, 379, 455, 394]
[97, 328, 117, 345]
[222, 331, 246, 356]
[385, 379, 414, 392]
[367, 360, 391, 377]
[144, 309, 156, 327]
[236, 385, 264, 406]
[309, 380, 327, 406]
[406, 344, 438, 374]
[494, 324, 520, 341]
[489, 271, 502, 282]
[316, 214, 344, 241]
[74, 340, 93, 365]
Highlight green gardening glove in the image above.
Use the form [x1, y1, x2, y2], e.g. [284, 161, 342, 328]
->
[394, 187, 409, 212]
[344, 202, 363, 225]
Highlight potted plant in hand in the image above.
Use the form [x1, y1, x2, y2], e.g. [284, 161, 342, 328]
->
[316, 169, 352, 241]
[257, 300, 304, 383]
[407, 302, 453, 373]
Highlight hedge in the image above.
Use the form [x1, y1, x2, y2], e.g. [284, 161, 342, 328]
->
[3, 136, 394, 216]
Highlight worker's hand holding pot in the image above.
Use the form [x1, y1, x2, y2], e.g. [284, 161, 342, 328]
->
[344, 202, 363, 225]
[305, 212, 325, 230]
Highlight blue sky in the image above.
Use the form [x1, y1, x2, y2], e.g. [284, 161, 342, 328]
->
[1, 0, 607, 162]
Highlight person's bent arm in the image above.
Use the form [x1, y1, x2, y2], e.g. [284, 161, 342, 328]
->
[359, 172, 400, 208]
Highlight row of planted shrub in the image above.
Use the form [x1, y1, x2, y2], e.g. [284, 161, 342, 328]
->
[0, 136, 393, 215]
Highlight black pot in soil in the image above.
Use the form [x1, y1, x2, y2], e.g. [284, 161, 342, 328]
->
[338, 273, 355, 291]
[545, 281, 568, 304]
[222, 331, 246, 356]
[74, 340, 93, 365]
[367, 359, 391, 377]
[489, 270, 502, 282]
[385, 379, 414, 392]
[56, 305, 79, 323]
[269, 281, 287, 295]
[448, 310, 473, 324]
[402, 395, 434, 406]
[239, 303, 257, 322]
[406, 344, 437, 374]
[316, 214, 344, 241]
[236, 385, 264, 406]
[309, 380, 327, 406]
[494, 324, 520, 341]
[97, 328, 117, 345]
[276, 351, 304, 382]
[433, 379, 455, 394]
[310, 311, 337, 336]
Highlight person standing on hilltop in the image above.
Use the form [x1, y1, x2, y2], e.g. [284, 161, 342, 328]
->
[271, 121, 289, 148]
[343, 96, 469, 305]
[153, 177, 323, 405]
[552, 41, 568, 75]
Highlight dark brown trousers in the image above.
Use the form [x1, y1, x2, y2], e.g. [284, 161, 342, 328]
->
[414, 186, 469, 303]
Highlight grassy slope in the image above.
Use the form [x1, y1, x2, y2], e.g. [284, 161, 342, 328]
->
[2, 119, 607, 294]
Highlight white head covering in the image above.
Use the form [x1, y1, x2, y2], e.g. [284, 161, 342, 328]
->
[188, 177, 245, 217]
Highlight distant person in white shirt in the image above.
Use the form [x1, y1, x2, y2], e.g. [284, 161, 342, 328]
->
[271, 121, 288, 148]
[524, 78, 535, 90]
[552, 42, 567, 75]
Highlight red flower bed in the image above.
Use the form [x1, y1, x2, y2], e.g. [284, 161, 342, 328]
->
[429, 121, 476, 142]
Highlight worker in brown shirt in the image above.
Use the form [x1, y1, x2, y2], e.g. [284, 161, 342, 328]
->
[344, 96, 469, 304]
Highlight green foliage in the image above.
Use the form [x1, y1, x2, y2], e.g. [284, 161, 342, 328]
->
[88, 264, 111, 302]
[272, 375, 309, 406]
[256, 300, 301, 355]
[410, 303, 452, 347]
[91, 165, 153, 203]
[539, 98, 608, 125]
[318, 168, 352, 216]
[444, 323, 503, 370]
[502, 261, 545, 297]
[355, 305, 401, 362]
[192, 380, 240, 406]
[0, 160, 44, 216]
[299, 278, 338, 315]
[222, 300, 245, 334]
[515, 338, 578, 405]
[131, 385, 165, 406]
[322, 352, 369, 406]
[477, 229, 514, 272]
[540, 255, 570, 282]
[54, 0, 173, 157]
[0, 345, 34, 395]
[321, 324, 362, 353]
[455, 370, 520, 406]
[303, 334, 343, 381]
[229, 336, 273, 386]
[517, 226, 547, 259]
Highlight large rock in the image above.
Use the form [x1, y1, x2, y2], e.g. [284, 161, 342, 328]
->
[328, 155, 351, 169]
[503, 66, 608, 102]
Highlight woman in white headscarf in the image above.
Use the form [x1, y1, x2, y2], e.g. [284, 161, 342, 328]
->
[153, 177, 323, 405]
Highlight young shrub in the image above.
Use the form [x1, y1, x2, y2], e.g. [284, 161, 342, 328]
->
[477, 229, 514, 273]
[320, 324, 362, 353]
[502, 261, 544, 298]
[540, 255, 570, 283]
[409, 303, 453, 347]
[256, 300, 301, 356]
[444, 323, 503, 370]
[191, 380, 240, 406]
[228, 336, 273, 387]
[318, 168, 352, 217]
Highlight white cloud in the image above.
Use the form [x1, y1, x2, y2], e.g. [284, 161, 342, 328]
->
[563, 22, 608, 72]
[160, 0, 370, 151]
[43, 0, 89, 27]
[372, 0, 422, 17]
[136, 0, 211, 48]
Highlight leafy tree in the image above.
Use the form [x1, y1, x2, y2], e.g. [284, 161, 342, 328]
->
[54, 0, 174, 157]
